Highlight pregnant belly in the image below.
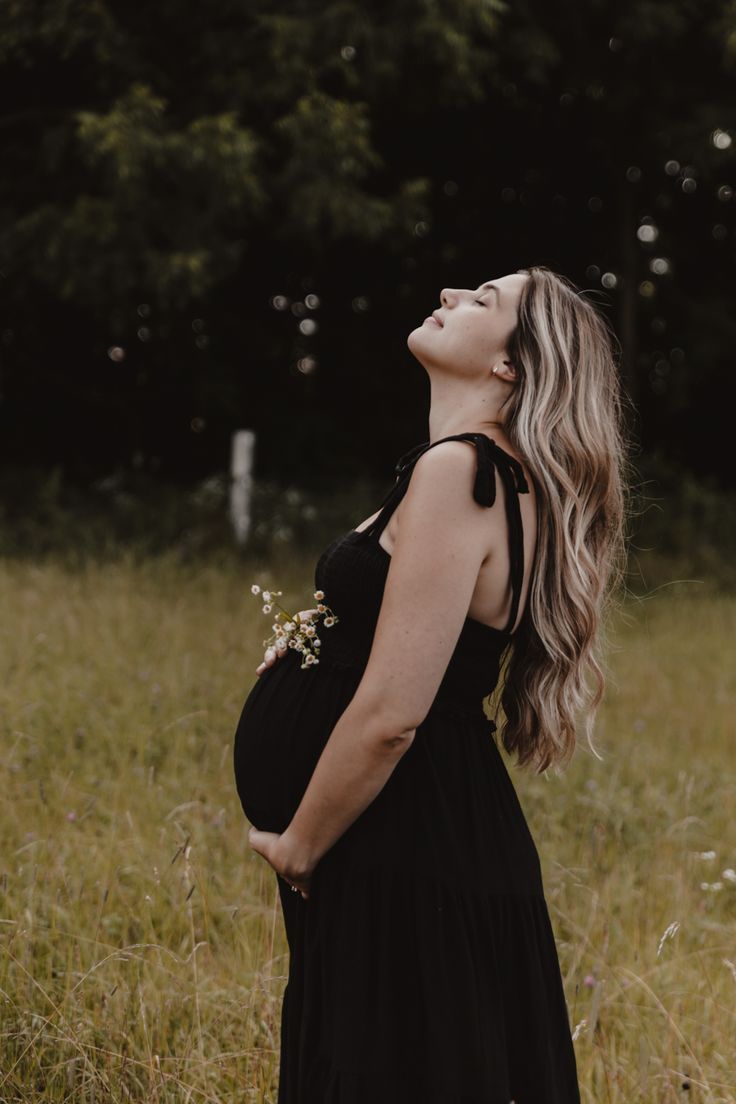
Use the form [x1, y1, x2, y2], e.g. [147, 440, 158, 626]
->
[233, 649, 361, 833]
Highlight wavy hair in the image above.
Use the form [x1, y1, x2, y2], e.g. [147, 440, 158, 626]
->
[493, 265, 634, 773]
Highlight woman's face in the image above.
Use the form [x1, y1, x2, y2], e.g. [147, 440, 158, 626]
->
[407, 272, 529, 379]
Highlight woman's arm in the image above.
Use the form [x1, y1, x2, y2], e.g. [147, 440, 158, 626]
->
[280, 440, 507, 874]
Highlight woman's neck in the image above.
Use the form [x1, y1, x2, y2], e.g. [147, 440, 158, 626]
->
[426, 373, 510, 446]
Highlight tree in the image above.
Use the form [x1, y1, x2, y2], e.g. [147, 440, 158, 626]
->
[0, 0, 734, 485]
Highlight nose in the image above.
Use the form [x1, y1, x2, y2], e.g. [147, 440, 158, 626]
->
[440, 288, 459, 307]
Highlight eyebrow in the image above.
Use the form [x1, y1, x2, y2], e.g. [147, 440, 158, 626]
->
[479, 282, 501, 303]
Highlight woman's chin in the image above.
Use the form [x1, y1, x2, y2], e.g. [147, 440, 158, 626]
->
[406, 325, 431, 352]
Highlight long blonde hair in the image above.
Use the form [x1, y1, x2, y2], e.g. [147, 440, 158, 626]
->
[495, 265, 634, 773]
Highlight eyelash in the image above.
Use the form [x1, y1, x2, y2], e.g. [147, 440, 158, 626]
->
[475, 299, 487, 306]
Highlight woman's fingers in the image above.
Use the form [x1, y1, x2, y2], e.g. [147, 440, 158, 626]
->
[255, 636, 290, 677]
[255, 647, 276, 677]
[255, 608, 320, 676]
[256, 646, 277, 676]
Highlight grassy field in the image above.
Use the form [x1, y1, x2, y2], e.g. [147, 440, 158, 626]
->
[0, 552, 734, 1102]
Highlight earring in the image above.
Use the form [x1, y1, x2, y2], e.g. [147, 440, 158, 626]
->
[492, 366, 498, 374]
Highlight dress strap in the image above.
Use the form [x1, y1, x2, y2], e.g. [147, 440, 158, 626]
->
[362, 432, 530, 635]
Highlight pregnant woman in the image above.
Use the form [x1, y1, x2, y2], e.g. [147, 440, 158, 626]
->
[233, 264, 629, 1103]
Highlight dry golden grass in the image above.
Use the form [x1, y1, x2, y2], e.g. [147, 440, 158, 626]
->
[0, 553, 734, 1102]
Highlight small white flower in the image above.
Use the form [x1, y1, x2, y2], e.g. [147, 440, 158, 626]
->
[304, 624, 316, 637]
[314, 590, 325, 600]
[251, 584, 261, 595]
[696, 850, 717, 861]
[317, 603, 327, 613]
[701, 881, 723, 892]
[722, 868, 736, 884]
[262, 590, 271, 603]
[324, 616, 335, 627]
[262, 603, 272, 613]
[313, 637, 321, 647]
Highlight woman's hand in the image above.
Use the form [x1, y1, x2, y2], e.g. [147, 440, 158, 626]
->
[248, 826, 315, 899]
[255, 608, 320, 676]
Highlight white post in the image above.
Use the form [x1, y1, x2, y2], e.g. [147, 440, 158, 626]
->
[230, 429, 255, 546]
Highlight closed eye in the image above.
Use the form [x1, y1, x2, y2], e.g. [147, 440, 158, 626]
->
[475, 299, 487, 306]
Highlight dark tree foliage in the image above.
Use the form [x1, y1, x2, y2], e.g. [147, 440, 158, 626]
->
[0, 0, 734, 487]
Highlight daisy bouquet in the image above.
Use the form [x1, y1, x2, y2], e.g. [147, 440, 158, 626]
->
[250, 584, 339, 669]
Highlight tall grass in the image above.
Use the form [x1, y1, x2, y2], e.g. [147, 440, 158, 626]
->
[0, 552, 734, 1102]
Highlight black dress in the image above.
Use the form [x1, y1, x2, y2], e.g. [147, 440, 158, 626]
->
[233, 432, 581, 1104]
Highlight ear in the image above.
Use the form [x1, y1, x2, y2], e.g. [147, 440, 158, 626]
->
[491, 358, 518, 384]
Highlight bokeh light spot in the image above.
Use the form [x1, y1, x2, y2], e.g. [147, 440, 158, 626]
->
[637, 223, 659, 243]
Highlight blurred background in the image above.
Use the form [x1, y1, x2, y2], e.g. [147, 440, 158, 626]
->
[1, 0, 735, 576]
[1, 3, 736, 1101]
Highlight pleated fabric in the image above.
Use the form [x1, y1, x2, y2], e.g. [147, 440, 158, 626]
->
[233, 433, 581, 1103]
